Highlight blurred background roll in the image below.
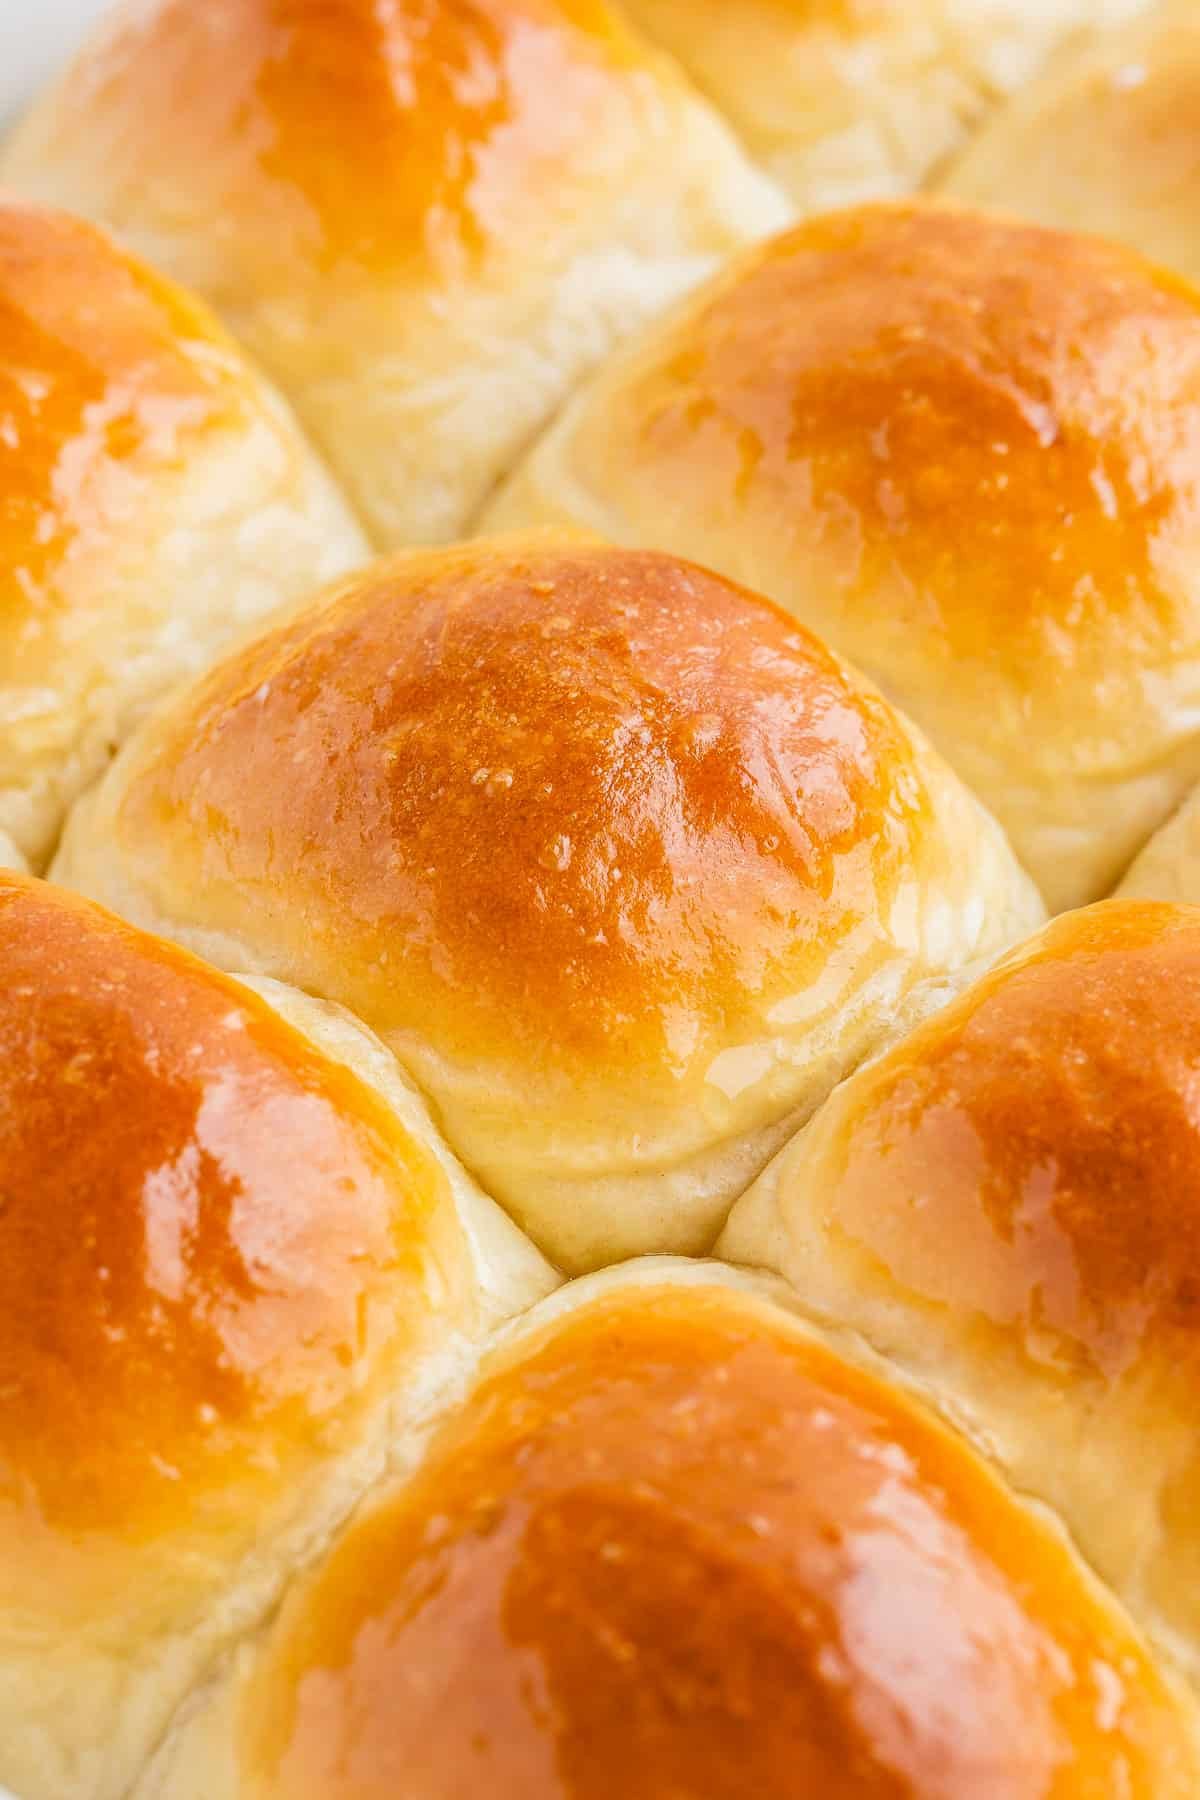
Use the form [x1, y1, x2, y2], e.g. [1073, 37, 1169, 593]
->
[943, 4, 1200, 289]
[1120, 783, 1200, 901]
[615, 0, 1153, 213]
[0, 0, 789, 549]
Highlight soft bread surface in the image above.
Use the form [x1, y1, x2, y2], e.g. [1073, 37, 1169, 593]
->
[53, 536, 1042, 1272]
[136, 1269, 1200, 1798]
[0, 0, 789, 547]
[0, 872, 555, 1800]
[616, 0, 1153, 212]
[8, 7, 1200, 1787]
[483, 199, 1200, 910]
[943, 6, 1200, 289]
[1118, 785, 1200, 902]
[0, 199, 365, 873]
[721, 899, 1200, 1681]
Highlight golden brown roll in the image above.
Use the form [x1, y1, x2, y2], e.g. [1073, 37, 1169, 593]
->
[0, 198, 365, 875]
[616, 0, 1151, 213]
[942, 5, 1200, 288]
[722, 899, 1200, 1680]
[485, 199, 1200, 910]
[0, 0, 789, 549]
[53, 535, 1042, 1273]
[0, 871, 556, 1800]
[135, 1266, 1200, 1798]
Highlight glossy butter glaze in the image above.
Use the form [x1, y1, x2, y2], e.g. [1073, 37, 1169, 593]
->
[802, 901, 1200, 1382]
[115, 541, 930, 1080]
[488, 199, 1200, 905]
[584, 203, 1200, 671]
[239, 1284, 1195, 1797]
[720, 899, 1200, 1674]
[0, 872, 454, 1548]
[0, 196, 366, 876]
[57, 534, 1040, 1265]
[0, 202, 234, 642]
[47, 0, 649, 284]
[1, 0, 790, 549]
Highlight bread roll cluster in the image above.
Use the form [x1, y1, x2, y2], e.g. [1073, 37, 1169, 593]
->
[4, 1, 1200, 1795]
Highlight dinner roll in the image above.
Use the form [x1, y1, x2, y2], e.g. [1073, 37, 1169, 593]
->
[485, 200, 1200, 910]
[721, 899, 1200, 1679]
[943, 6, 1200, 289]
[1118, 786, 1200, 901]
[616, 0, 1151, 213]
[0, 200, 365, 875]
[0, 871, 555, 1800]
[136, 1266, 1200, 1798]
[52, 536, 1042, 1273]
[0, 0, 789, 550]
